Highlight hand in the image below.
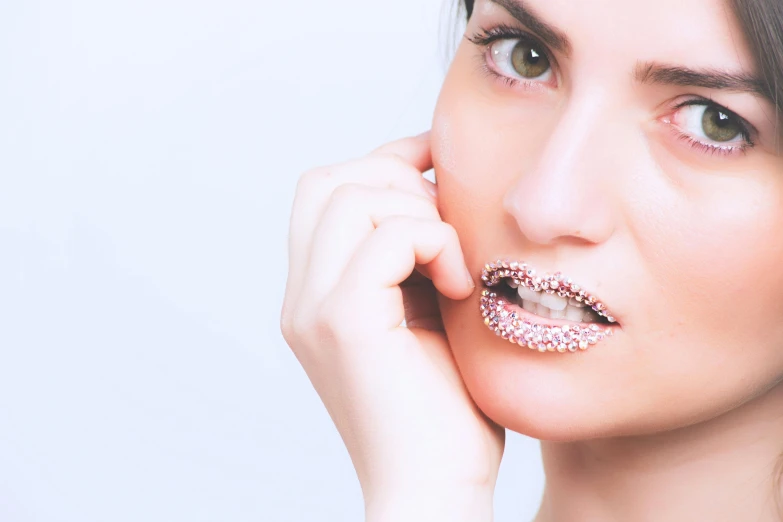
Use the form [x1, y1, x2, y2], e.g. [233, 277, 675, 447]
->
[280, 133, 505, 521]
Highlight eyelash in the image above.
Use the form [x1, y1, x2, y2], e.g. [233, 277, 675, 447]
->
[467, 25, 756, 158]
[668, 98, 755, 157]
[467, 24, 554, 89]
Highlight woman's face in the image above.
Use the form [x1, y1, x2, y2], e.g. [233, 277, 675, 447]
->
[433, 0, 783, 439]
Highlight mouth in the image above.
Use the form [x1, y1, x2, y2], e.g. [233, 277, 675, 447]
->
[479, 259, 618, 353]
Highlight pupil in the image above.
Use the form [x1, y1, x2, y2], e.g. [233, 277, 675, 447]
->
[529, 49, 540, 63]
[511, 42, 550, 79]
[702, 106, 741, 142]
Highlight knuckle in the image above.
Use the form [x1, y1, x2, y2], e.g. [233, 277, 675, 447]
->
[280, 306, 301, 348]
[316, 293, 353, 342]
[284, 304, 344, 352]
[374, 215, 404, 235]
[296, 168, 319, 189]
[297, 166, 333, 190]
[329, 183, 364, 206]
[280, 316, 295, 345]
[373, 152, 415, 174]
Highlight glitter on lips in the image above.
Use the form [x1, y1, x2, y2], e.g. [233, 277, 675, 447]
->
[480, 259, 616, 353]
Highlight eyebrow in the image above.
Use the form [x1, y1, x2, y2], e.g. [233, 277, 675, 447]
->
[635, 62, 768, 98]
[488, 0, 571, 55]
[488, 0, 773, 104]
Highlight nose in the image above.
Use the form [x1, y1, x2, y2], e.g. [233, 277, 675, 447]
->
[503, 93, 617, 246]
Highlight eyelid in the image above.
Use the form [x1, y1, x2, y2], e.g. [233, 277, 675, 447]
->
[468, 24, 535, 44]
[672, 97, 757, 139]
[662, 100, 755, 158]
[467, 24, 559, 88]
[468, 24, 555, 61]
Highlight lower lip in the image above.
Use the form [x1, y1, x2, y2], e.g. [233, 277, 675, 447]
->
[480, 290, 615, 353]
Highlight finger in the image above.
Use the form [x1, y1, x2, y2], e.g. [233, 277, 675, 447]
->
[286, 146, 436, 312]
[293, 134, 435, 260]
[305, 185, 441, 304]
[331, 216, 474, 332]
[370, 131, 433, 173]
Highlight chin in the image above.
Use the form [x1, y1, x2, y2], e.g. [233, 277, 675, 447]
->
[438, 292, 765, 443]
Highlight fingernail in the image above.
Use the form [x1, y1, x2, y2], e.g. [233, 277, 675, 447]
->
[465, 266, 475, 289]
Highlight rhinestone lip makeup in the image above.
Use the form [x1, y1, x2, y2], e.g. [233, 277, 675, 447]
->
[479, 259, 617, 354]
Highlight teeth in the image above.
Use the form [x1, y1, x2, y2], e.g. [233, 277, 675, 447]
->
[565, 305, 587, 322]
[520, 299, 597, 324]
[540, 292, 568, 311]
[511, 279, 606, 325]
[549, 307, 566, 319]
[517, 286, 541, 303]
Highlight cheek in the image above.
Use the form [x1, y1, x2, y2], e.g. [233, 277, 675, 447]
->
[431, 76, 555, 243]
[430, 42, 783, 441]
[633, 171, 783, 338]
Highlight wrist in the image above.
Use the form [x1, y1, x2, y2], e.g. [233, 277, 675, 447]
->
[364, 484, 494, 522]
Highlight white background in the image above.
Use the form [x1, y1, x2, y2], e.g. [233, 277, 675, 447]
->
[0, 0, 544, 520]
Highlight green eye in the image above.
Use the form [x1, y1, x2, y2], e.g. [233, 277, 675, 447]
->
[510, 41, 551, 79]
[668, 100, 754, 157]
[701, 106, 742, 142]
[488, 37, 554, 82]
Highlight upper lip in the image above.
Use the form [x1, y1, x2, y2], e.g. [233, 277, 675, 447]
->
[480, 259, 618, 324]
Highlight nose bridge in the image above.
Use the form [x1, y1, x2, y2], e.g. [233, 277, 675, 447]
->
[504, 88, 616, 246]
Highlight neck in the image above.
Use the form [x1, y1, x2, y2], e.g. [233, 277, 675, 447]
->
[535, 383, 783, 522]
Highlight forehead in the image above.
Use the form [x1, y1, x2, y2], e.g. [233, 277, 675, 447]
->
[478, 0, 753, 73]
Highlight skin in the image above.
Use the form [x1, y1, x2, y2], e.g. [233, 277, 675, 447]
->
[282, 0, 783, 519]
[434, 0, 783, 519]
[281, 136, 503, 522]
